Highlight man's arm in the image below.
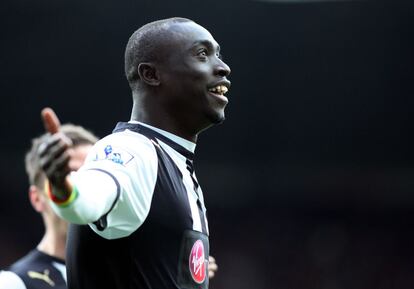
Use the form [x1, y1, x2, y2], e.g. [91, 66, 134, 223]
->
[38, 108, 117, 224]
[37, 108, 158, 238]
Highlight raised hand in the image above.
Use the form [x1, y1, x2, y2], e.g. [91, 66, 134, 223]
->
[38, 108, 73, 197]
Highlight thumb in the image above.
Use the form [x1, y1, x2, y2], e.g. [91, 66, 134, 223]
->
[41, 107, 61, 134]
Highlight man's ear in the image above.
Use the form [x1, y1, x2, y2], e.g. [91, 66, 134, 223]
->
[137, 63, 161, 86]
[29, 185, 46, 213]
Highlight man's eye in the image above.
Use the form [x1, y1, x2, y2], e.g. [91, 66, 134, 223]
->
[198, 50, 208, 57]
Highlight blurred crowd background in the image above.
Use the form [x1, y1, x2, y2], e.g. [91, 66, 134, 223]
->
[1, 0, 413, 288]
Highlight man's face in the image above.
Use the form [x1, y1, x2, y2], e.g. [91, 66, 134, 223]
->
[158, 21, 231, 131]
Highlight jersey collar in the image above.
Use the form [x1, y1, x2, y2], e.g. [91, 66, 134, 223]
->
[134, 122, 196, 153]
[113, 121, 196, 160]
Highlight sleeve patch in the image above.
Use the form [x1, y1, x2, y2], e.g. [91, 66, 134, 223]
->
[93, 145, 134, 166]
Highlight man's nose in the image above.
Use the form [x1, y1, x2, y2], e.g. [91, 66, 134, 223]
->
[214, 59, 231, 77]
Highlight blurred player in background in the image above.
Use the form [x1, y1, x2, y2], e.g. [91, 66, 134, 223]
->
[0, 123, 98, 289]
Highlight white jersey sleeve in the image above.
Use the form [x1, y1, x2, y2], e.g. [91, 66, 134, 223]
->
[0, 271, 27, 289]
[50, 130, 158, 240]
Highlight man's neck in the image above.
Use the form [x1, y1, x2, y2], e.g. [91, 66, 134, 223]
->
[130, 100, 202, 143]
[37, 230, 66, 260]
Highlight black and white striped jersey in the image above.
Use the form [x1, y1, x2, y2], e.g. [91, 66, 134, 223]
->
[0, 250, 66, 289]
[55, 122, 210, 289]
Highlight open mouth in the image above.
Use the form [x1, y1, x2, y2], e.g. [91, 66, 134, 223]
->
[208, 85, 229, 96]
[208, 85, 229, 103]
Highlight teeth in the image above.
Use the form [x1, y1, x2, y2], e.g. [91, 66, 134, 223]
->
[209, 85, 229, 95]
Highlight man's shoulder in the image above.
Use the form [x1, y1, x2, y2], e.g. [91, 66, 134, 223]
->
[8, 250, 64, 275]
[100, 128, 155, 149]
[2, 251, 66, 289]
[7, 250, 42, 274]
[0, 250, 50, 289]
[85, 128, 158, 167]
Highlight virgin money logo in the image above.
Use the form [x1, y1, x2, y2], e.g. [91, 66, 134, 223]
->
[189, 240, 206, 284]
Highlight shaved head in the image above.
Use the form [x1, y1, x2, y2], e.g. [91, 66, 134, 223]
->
[124, 17, 193, 89]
